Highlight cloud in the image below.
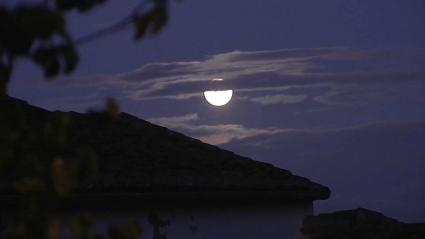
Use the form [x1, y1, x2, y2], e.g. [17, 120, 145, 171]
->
[147, 113, 299, 145]
[27, 47, 425, 111]
[147, 113, 199, 128]
[187, 124, 292, 145]
[147, 112, 418, 146]
[102, 48, 425, 107]
[249, 94, 308, 105]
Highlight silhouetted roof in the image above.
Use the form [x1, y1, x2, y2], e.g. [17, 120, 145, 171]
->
[0, 96, 330, 202]
[301, 208, 425, 238]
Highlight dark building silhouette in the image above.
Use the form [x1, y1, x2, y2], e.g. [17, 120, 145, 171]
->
[0, 96, 330, 239]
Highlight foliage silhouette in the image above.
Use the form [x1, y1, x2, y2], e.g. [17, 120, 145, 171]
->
[0, 0, 168, 95]
[0, 0, 170, 238]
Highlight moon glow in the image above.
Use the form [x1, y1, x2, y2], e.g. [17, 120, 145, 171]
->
[204, 90, 233, 106]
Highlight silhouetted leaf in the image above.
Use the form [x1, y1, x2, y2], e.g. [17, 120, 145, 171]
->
[150, 6, 168, 34]
[55, 0, 107, 12]
[133, 15, 150, 40]
[0, 63, 12, 93]
[17, 6, 66, 39]
[32, 45, 79, 78]
[0, 6, 66, 57]
[61, 45, 79, 73]
[106, 97, 120, 118]
[33, 47, 61, 78]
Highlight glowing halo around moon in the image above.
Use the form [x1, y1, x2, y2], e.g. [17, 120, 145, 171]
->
[203, 78, 233, 106]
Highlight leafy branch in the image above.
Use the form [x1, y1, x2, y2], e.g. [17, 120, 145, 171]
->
[0, 0, 169, 96]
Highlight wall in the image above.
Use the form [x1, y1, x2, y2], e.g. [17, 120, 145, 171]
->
[1, 201, 313, 239]
[63, 202, 313, 239]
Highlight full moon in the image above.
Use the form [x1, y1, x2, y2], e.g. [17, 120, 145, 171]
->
[204, 90, 233, 106]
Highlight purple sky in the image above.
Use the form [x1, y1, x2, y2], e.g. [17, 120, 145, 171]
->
[7, 0, 425, 222]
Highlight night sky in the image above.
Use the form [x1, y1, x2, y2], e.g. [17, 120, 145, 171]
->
[7, 0, 425, 222]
